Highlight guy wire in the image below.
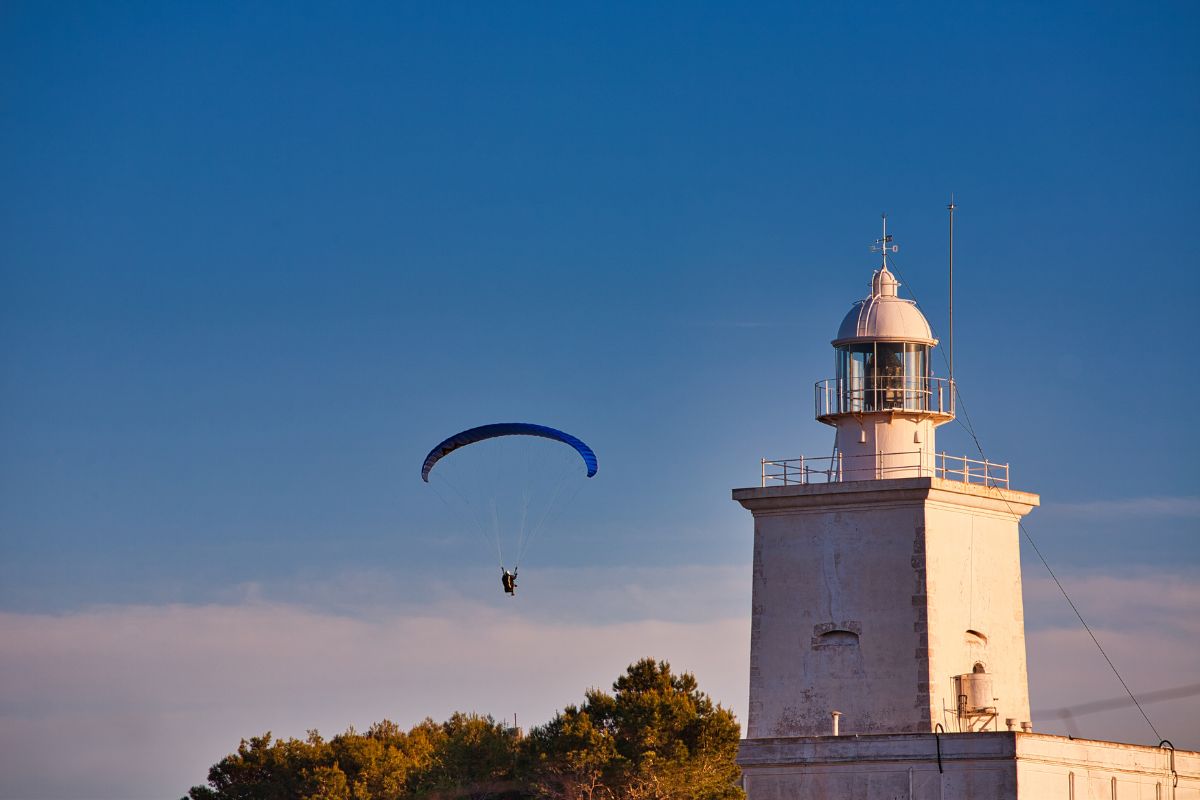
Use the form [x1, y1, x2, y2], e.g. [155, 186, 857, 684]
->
[886, 250, 1164, 743]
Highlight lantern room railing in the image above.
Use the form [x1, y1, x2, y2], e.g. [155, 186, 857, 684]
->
[760, 450, 1008, 488]
[815, 376, 955, 421]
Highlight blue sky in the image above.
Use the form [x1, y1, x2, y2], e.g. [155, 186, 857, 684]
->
[1, 3, 1198, 798]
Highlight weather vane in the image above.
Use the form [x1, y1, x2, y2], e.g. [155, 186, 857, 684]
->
[870, 212, 898, 269]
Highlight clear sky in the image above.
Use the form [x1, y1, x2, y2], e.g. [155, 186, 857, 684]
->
[1, 3, 1198, 798]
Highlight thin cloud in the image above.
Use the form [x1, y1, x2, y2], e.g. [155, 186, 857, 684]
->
[1024, 571, 1200, 638]
[683, 321, 803, 328]
[1027, 625, 1200, 746]
[2, 567, 1195, 800]
[0, 598, 749, 800]
[248, 563, 752, 625]
[1043, 496, 1200, 518]
[1023, 569, 1200, 745]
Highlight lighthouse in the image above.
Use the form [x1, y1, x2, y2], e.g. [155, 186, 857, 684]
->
[732, 219, 1196, 797]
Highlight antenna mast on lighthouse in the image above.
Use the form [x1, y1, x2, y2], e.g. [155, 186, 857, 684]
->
[948, 197, 956, 382]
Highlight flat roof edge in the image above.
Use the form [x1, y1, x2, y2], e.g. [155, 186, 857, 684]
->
[733, 477, 1039, 510]
[738, 733, 1198, 773]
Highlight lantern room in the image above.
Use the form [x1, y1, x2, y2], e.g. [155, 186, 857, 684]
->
[813, 225, 955, 480]
[827, 265, 940, 416]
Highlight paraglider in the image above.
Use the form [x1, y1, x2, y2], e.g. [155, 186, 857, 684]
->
[421, 423, 597, 595]
[421, 422, 597, 483]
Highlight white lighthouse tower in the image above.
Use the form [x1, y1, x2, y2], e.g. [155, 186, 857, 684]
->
[732, 220, 1197, 798]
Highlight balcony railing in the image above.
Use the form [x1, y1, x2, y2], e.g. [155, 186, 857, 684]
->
[815, 377, 955, 420]
[760, 450, 1009, 488]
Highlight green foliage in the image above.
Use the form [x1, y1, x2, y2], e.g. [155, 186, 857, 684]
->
[184, 660, 742, 800]
[522, 659, 743, 800]
[186, 732, 329, 800]
[521, 706, 617, 799]
[421, 712, 521, 794]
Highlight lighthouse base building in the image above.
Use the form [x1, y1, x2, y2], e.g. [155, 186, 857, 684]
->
[733, 225, 1197, 798]
[738, 731, 1198, 798]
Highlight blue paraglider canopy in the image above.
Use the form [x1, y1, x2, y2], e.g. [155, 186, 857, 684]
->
[421, 422, 598, 482]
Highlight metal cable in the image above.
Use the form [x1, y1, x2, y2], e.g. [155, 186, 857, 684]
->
[886, 252, 1164, 742]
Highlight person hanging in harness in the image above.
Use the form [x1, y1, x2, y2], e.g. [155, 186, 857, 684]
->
[501, 567, 518, 596]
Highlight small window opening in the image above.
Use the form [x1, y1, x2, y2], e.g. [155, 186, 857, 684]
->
[817, 629, 860, 647]
[972, 662, 986, 674]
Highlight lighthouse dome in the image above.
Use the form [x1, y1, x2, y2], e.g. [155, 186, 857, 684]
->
[832, 266, 937, 346]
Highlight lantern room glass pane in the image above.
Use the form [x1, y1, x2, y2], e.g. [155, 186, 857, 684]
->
[875, 344, 905, 409]
[835, 342, 931, 412]
[836, 345, 870, 412]
[905, 343, 929, 409]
